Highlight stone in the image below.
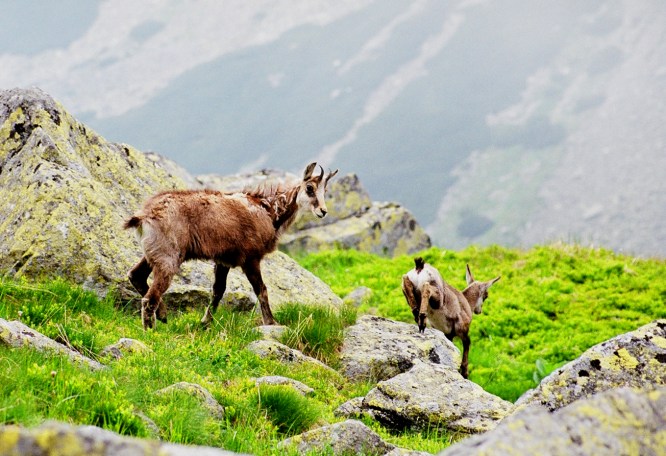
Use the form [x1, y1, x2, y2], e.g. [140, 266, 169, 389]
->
[254, 376, 314, 397]
[100, 338, 152, 360]
[256, 324, 288, 342]
[333, 396, 366, 418]
[155, 382, 225, 420]
[0, 318, 104, 370]
[363, 360, 513, 434]
[281, 201, 431, 257]
[0, 420, 243, 455]
[278, 419, 395, 455]
[515, 319, 666, 412]
[438, 387, 666, 456]
[246, 340, 337, 374]
[340, 315, 461, 382]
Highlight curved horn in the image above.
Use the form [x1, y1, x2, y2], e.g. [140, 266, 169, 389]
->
[318, 165, 325, 180]
[324, 168, 339, 186]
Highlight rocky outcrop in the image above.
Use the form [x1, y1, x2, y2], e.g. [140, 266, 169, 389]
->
[363, 360, 513, 434]
[0, 318, 104, 370]
[515, 319, 666, 411]
[278, 419, 395, 455]
[0, 420, 243, 455]
[0, 87, 341, 312]
[340, 315, 461, 382]
[155, 382, 225, 420]
[439, 386, 666, 456]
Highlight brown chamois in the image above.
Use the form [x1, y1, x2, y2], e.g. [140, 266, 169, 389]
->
[402, 258, 500, 378]
[124, 162, 338, 330]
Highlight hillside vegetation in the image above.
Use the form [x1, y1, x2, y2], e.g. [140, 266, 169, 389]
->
[297, 243, 666, 400]
[1, 243, 665, 454]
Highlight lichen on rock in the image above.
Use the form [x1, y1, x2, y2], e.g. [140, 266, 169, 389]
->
[515, 319, 666, 412]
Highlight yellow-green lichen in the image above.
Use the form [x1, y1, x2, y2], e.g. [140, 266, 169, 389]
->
[651, 336, 666, 349]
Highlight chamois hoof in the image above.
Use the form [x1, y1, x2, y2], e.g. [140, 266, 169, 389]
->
[141, 300, 156, 330]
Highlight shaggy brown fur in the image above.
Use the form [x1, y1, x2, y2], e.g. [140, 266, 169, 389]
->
[402, 260, 500, 378]
[124, 162, 338, 330]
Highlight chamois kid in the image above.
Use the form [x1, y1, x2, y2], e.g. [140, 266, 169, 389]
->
[402, 258, 500, 378]
[124, 162, 338, 330]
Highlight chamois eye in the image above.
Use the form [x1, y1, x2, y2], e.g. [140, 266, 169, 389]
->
[306, 184, 315, 195]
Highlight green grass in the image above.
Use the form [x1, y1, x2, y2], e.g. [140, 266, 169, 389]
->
[1, 243, 665, 453]
[296, 243, 666, 400]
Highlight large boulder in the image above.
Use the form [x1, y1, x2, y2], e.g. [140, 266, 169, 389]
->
[438, 386, 666, 456]
[0, 87, 341, 312]
[340, 315, 461, 382]
[515, 319, 666, 412]
[0, 420, 243, 455]
[363, 360, 513, 434]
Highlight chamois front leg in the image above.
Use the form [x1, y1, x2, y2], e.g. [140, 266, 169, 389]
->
[460, 332, 471, 379]
[418, 285, 435, 334]
[243, 259, 277, 326]
[201, 263, 230, 326]
[401, 275, 420, 324]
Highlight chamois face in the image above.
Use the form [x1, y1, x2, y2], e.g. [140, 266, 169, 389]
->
[297, 162, 338, 218]
[465, 264, 501, 314]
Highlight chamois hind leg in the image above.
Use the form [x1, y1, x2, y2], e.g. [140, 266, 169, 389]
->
[128, 256, 152, 296]
[460, 332, 471, 379]
[142, 265, 173, 330]
[201, 263, 230, 326]
[401, 275, 420, 325]
[242, 259, 276, 326]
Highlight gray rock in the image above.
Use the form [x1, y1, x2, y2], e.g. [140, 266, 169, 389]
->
[254, 376, 314, 396]
[246, 340, 337, 374]
[340, 315, 461, 382]
[256, 324, 288, 341]
[515, 319, 666, 412]
[282, 201, 431, 257]
[0, 88, 341, 314]
[438, 387, 666, 456]
[0, 318, 104, 370]
[386, 449, 434, 456]
[155, 382, 225, 420]
[343, 286, 373, 307]
[100, 338, 151, 360]
[0, 420, 244, 455]
[363, 360, 513, 434]
[278, 419, 395, 455]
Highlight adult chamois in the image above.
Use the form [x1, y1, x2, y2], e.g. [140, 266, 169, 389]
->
[402, 258, 500, 378]
[124, 162, 338, 330]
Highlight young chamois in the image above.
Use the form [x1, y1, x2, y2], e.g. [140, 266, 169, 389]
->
[402, 258, 500, 378]
[124, 162, 338, 330]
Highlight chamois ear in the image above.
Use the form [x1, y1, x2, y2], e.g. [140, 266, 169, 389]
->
[488, 276, 501, 287]
[465, 264, 474, 286]
[324, 168, 339, 187]
[303, 162, 317, 180]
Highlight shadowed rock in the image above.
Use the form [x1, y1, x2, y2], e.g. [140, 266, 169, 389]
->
[155, 382, 225, 420]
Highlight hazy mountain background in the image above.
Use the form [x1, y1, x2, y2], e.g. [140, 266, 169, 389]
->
[2, 0, 664, 257]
